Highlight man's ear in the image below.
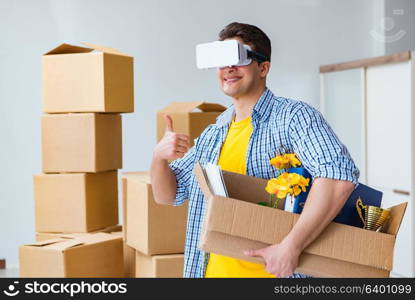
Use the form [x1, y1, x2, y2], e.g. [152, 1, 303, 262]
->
[260, 61, 271, 78]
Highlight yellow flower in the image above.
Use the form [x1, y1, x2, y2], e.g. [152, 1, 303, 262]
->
[269, 153, 302, 169]
[265, 171, 309, 199]
[287, 153, 301, 168]
[265, 178, 279, 194]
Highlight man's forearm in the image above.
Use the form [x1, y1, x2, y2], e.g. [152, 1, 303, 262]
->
[283, 177, 355, 252]
[150, 156, 177, 205]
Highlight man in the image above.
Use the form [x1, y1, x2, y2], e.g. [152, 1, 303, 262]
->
[150, 22, 359, 278]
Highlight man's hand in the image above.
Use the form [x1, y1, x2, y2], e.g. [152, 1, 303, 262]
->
[154, 114, 190, 161]
[244, 239, 301, 277]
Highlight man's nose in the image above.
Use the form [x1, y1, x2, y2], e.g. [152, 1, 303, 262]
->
[221, 65, 238, 72]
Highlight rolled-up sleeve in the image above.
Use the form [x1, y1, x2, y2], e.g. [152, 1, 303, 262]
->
[169, 144, 196, 206]
[288, 103, 360, 185]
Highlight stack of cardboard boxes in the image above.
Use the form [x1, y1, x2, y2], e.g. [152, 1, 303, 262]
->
[121, 102, 225, 277]
[18, 41, 226, 278]
[19, 43, 134, 277]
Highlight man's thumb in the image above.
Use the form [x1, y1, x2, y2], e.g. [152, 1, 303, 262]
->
[244, 248, 264, 258]
[164, 114, 174, 132]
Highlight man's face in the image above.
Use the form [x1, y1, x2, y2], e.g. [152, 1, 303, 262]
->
[217, 38, 269, 98]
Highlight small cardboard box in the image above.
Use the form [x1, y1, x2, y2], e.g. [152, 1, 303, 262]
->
[36, 225, 135, 278]
[20, 233, 123, 278]
[42, 113, 122, 173]
[157, 102, 226, 146]
[194, 163, 407, 278]
[135, 252, 183, 278]
[42, 43, 134, 113]
[34, 172, 118, 233]
[122, 172, 188, 255]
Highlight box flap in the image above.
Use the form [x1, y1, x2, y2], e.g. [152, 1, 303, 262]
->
[23, 238, 68, 247]
[81, 42, 131, 57]
[24, 238, 83, 250]
[159, 102, 226, 113]
[46, 239, 84, 251]
[385, 202, 408, 235]
[222, 170, 272, 205]
[193, 163, 213, 199]
[197, 103, 226, 112]
[64, 232, 119, 243]
[94, 224, 122, 233]
[44, 43, 94, 55]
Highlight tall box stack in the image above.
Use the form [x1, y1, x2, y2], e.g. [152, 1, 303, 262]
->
[121, 102, 225, 277]
[19, 43, 134, 278]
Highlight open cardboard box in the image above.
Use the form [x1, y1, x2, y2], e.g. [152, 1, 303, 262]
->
[157, 102, 226, 147]
[20, 232, 123, 278]
[36, 225, 137, 278]
[194, 163, 407, 277]
[42, 42, 134, 113]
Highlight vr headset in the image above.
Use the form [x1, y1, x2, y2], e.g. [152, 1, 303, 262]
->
[196, 39, 269, 69]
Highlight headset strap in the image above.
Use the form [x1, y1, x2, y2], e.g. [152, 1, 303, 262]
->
[247, 50, 269, 63]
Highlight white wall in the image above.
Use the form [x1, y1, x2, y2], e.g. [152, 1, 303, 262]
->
[0, 0, 390, 267]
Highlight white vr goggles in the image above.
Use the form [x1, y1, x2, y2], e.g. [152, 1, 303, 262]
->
[196, 39, 269, 69]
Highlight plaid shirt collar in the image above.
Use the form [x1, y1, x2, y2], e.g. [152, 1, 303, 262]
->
[215, 87, 274, 127]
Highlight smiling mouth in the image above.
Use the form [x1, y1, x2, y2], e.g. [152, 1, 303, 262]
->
[224, 77, 242, 83]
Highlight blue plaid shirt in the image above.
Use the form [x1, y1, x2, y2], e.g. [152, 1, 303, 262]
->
[170, 88, 359, 278]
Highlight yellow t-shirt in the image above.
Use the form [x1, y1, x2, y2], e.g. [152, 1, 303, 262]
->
[204, 116, 275, 278]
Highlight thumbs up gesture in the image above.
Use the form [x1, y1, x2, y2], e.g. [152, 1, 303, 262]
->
[154, 114, 190, 161]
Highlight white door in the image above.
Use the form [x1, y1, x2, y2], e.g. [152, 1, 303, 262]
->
[366, 62, 412, 192]
[321, 68, 366, 183]
[370, 186, 414, 277]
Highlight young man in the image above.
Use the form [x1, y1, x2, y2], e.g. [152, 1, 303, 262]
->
[150, 22, 359, 278]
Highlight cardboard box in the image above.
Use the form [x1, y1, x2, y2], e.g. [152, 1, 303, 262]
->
[35, 225, 135, 278]
[42, 113, 122, 173]
[194, 163, 407, 278]
[157, 102, 226, 146]
[135, 252, 183, 278]
[20, 233, 123, 278]
[42, 43, 134, 113]
[122, 172, 188, 255]
[34, 172, 118, 233]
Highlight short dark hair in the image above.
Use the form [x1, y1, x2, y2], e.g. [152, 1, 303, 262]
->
[218, 22, 271, 62]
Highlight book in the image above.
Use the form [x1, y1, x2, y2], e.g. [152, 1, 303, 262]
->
[201, 163, 228, 197]
[333, 183, 383, 227]
[283, 167, 312, 214]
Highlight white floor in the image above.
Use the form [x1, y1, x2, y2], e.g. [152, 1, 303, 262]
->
[0, 268, 19, 278]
